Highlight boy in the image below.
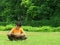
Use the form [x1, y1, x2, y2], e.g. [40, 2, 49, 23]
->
[7, 22, 27, 40]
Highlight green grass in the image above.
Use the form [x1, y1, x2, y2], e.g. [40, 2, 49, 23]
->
[0, 31, 60, 45]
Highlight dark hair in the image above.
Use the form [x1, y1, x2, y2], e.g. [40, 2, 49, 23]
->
[16, 21, 22, 26]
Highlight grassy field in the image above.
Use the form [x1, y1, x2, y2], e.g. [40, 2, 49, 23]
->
[0, 31, 60, 45]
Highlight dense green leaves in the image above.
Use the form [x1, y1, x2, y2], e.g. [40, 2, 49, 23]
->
[0, 0, 60, 26]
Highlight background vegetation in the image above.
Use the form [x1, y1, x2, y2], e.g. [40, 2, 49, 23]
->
[0, 0, 60, 31]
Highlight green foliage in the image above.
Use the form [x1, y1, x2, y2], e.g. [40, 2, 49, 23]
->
[0, 24, 15, 31]
[27, 4, 54, 20]
[5, 24, 15, 30]
[21, 0, 33, 7]
[0, 24, 60, 32]
[0, 26, 5, 31]
[22, 19, 60, 27]
[0, 22, 7, 26]
[27, 6, 40, 20]
[23, 26, 60, 32]
[0, 0, 60, 27]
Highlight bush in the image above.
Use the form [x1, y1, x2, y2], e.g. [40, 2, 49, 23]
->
[0, 26, 6, 31]
[53, 27, 60, 32]
[0, 24, 14, 31]
[0, 24, 60, 32]
[5, 24, 15, 30]
[23, 26, 60, 32]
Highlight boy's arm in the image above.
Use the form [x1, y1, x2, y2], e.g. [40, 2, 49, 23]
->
[21, 28, 26, 35]
[8, 28, 14, 34]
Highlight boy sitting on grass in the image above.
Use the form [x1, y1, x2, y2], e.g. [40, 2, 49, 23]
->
[7, 22, 27, 40]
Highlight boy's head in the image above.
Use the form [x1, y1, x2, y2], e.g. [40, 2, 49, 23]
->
[16, 22, 22, 27]
[16, 21, 22, 29]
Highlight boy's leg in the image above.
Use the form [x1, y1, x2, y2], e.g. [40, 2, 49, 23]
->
[16, 34, 27, 40]
[21, 35, 27, 40]
[7, 34, 27, 40]
[7, 34, 14, 40]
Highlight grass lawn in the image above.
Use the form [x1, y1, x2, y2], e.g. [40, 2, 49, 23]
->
[0, 31, 60, 45]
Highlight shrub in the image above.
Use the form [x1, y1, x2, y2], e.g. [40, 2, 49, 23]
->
[0, 26, 6, 31]
[5, 24, 14, 30]
[53, 27, 60, 32]
[0, 24, 60, 32]
[23, 26, 60, 32]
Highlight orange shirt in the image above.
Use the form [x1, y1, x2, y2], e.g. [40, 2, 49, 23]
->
[11, 28, 23, 34]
